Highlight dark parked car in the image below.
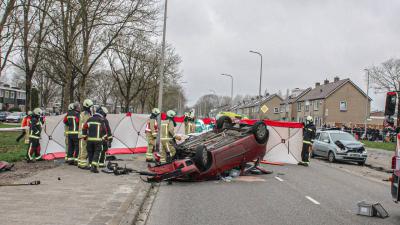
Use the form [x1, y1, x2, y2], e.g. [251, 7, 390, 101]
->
[146, 117, 270, 182]
[0, 111, 10, 122]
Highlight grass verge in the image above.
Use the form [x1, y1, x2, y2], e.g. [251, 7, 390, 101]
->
[361, 140, 396, 151]
[0, 123, 27, 162]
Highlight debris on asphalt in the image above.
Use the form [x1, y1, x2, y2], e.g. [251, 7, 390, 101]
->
[0, 180, 41, 187]
[0, 161, 14, 172]
[357, 201, 389, 218]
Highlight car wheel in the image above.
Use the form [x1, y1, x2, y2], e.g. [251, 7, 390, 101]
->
[358, 160, 365, 166]
[328, 151, 335, 163]
[216, 116, 233, 130]
[251, 121, 269, 144]
[193, 145, 211, 171]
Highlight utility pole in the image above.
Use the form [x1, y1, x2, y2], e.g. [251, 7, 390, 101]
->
[156, 0, 168, 151]
[249, 50, 263, 119]
[220, 73, 233, 108]
[364, 69, 370, 138]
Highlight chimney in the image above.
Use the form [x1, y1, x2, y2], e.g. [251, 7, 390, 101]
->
[324, 79, 329, 85]
[334, 76, 340, 82]
[315, 82, 320, 88]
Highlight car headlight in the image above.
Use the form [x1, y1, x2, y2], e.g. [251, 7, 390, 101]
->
[336, 147, 347, 153]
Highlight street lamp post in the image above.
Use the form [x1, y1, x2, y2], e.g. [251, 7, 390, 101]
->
[156, 0, 168, 151]
[249, 50, 263, 119]
[364, 69, 370, 138]
[220, 73, 233, 108]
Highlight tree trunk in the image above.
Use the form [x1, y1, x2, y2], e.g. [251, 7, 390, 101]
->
[25, 74, 32, 112]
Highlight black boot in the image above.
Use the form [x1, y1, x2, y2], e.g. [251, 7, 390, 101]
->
[90, 166, 99, 173]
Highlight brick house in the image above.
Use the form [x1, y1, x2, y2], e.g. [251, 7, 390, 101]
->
[279, 88, 311, 121]
[235, 94, 283, 120]
[295, 77, 371, 127]
[0, 84, 26, 111]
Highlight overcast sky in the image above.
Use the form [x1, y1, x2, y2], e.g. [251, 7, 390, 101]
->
[164, 0, 400, 110]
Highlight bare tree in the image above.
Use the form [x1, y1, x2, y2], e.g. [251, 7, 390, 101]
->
[89, 70, 116, 106]
[367, 58, 400, 124]
[0, 0, 18, 77]
[12, 0, 53, 111]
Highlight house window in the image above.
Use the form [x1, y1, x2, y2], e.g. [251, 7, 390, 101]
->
[297, 102, 302, 112]
[274, 107, 279, 114]
[280, 106, 284, 113]
[305, 105, 309, 112]
[5, 91, 9, 98]
[10, 92, 15, 99]
[339, 101, 347, 111]
[314, 100, 319, 111]
[0, 90, 3, 97]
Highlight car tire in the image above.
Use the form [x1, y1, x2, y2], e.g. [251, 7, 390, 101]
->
[251, 121, 269, 144]
[193, 145, 212, 171]
[328, 151, 335, 163]
[358, 160, 366, 166]
[216, 116, 233, 130]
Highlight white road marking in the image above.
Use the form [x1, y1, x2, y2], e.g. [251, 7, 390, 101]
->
[305, 196, 320, 205]
[275, 176, 284, 182]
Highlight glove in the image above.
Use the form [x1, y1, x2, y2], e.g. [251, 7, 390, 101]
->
[174, 135, 182, 141]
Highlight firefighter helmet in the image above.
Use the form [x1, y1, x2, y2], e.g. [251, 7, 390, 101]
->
[152, 108, 160, 115]
[27, 111, 33, 116]
[68, 103, 74, 110]
[306, 116, 313, 123]
[83, 99, 93, 108]
[33, 108, 42, 116]
[167, 110, 176, 118]
[96, 106, 108, 117]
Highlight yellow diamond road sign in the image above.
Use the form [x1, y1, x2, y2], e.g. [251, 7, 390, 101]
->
[261, 105, 269, 113]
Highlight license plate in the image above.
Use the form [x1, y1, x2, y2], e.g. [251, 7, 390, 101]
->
[350, 153, 359, 157]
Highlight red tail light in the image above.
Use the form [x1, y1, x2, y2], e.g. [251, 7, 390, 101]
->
[392, 155, 397, 169]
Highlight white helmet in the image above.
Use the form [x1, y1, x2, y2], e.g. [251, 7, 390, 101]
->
[68, 103, 75, 110]
[33, 108, 42, 116]
[167, 110, 176, 118]
[83, 99, 93, 108]
[306, 116, 313, 123]
[152, 108, 160, 115]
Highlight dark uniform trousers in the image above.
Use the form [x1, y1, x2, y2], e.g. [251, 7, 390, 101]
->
[27, 138, 41, 160]
[87, 141, 103, 167]
[301, 143, 311, 162]
[67, 134, 79, 159]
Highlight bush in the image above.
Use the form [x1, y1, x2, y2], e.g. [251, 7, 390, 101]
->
[8, 107, 21, 112]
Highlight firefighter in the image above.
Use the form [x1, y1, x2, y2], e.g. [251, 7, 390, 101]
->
[82, 106, 108, 173]
[98, 107, 112, 168]
[26, 108, 43, 162]
[64, 104, 74, 161]
[16, 111, 32, 144]
[145, 108, 160, 162]
[77, 99, 93, 169]
[63, 103, 80, 165]
[160, 110, 181, 163]
[184, 111, 195, 135]
[299, 116, 316, 167]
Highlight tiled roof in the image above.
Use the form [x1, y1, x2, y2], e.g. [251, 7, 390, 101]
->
[298, 79, 350, 101]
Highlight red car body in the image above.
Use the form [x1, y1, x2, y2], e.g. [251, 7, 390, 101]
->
[147, 121, 269, 182]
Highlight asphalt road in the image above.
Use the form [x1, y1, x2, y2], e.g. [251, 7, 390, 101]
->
[146, 159, 400, 225]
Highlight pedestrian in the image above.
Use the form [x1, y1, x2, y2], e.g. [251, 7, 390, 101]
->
[82, 106, 108, 173]
[98, 107, 112, 168]
[160, 110, 181, 163]
[26, 108, 43, 162]
[145, 108, 160, 162]
[299, 116, 316, 167]
[63, 102, 80, 165]
[184, 110, 195, 135]
[77, 99, 93, 169]
[16, 110, 32, 144]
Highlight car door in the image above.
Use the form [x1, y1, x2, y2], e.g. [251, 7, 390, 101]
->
[312, 132, 322, 156]
[319, 132, 331, 158]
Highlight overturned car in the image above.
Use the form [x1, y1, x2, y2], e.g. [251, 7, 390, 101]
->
[146, 117, 270, 182]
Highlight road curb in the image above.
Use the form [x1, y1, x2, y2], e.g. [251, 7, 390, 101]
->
[116, 180, 153, 225]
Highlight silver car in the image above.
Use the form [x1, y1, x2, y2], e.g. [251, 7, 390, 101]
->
[312, 130, 368, 166]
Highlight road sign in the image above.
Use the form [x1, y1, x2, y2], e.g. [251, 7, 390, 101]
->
[261, 105, 269, 113]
